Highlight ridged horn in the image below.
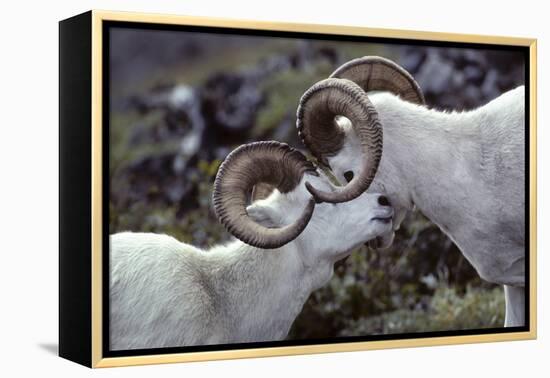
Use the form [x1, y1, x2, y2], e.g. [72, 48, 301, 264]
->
[213, 141, 318, 249]
[296, 78, 382, 203]
[330, 56, 425, 105]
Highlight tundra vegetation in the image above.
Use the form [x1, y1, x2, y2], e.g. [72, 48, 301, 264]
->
[109, 29, 523, 338]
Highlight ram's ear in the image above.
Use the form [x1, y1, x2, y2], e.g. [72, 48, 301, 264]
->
[246, 203, 279, 228]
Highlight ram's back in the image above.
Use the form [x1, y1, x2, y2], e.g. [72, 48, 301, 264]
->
[109, 232, 217, 350]
[477, 86, 525, 232]
[478, 86, 525, 188]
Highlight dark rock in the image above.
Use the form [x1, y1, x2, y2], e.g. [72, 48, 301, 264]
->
[415, 51, 454, 95]
[398, 45, 524, 110]
[315, 46, 340, 66]
[201, 72, 264, 135]
[463, 65, 485, 86]
[289, 41, 314, 69]
[128, 84, 204, 148]
[400, 48, 427, 74]
[463, 49, 488, 67]
[112, 153, 194, 207]
[481, 69, 500, 100]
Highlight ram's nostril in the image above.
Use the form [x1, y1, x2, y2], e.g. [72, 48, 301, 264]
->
[378, 195, 390, 206]
[344, 171, 354, 183]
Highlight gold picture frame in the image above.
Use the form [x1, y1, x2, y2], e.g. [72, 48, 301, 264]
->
[59, 9, 537, 368]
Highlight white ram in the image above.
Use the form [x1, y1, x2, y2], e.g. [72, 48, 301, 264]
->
[296, 56, 526, 327]
[110, 141, 393, 349]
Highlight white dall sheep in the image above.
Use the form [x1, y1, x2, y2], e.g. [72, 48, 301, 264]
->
[295, 56, 526, 327]
[110, 141, 394, 350]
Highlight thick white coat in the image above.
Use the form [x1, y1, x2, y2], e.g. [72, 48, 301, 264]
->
[110, 173, 393, 350]
[328, 86, 525, 326]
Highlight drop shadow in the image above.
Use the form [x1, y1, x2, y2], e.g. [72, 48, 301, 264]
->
[38, 343, 58, 355]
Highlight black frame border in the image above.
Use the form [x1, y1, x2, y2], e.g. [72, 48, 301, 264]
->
[59, 11, 93, 367]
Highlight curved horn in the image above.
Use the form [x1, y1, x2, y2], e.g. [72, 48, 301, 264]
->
[330, 56, 425, 105]
[213, 141, 318, 249]
[296, 78, 382, 203]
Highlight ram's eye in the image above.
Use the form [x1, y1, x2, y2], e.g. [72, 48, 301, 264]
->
[344, 171, 354, 183]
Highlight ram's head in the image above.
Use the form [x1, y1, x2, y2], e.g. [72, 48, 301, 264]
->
[295, 56, 424, 247]
[212, 141, 318, 249]
[212, 140, 394, 250]
[296, 56, 425, 203]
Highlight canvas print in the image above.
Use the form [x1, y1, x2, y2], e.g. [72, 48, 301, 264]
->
[107, 24, 527, 354]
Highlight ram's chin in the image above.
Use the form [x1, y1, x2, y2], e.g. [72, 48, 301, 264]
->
[366, 230, 395, 250]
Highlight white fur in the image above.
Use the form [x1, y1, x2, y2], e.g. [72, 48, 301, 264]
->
[110, 173, 393, 350]
[327, 86, 526, 327]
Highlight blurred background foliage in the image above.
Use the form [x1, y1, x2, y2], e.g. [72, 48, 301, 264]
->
[109, 27, 524, 338]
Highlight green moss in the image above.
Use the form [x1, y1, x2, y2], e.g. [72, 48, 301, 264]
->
[253, 62, 331, 137]
[109, 110, 182, 177]
[112, 39, 297, 100]
[252, 42, 387, 140]
[197, 159, 222, 178]
[339, 285, 505, 336]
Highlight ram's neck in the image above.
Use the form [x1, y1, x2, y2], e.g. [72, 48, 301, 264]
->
[204, 240, 330, 343]
[372, 94, 483, 234]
